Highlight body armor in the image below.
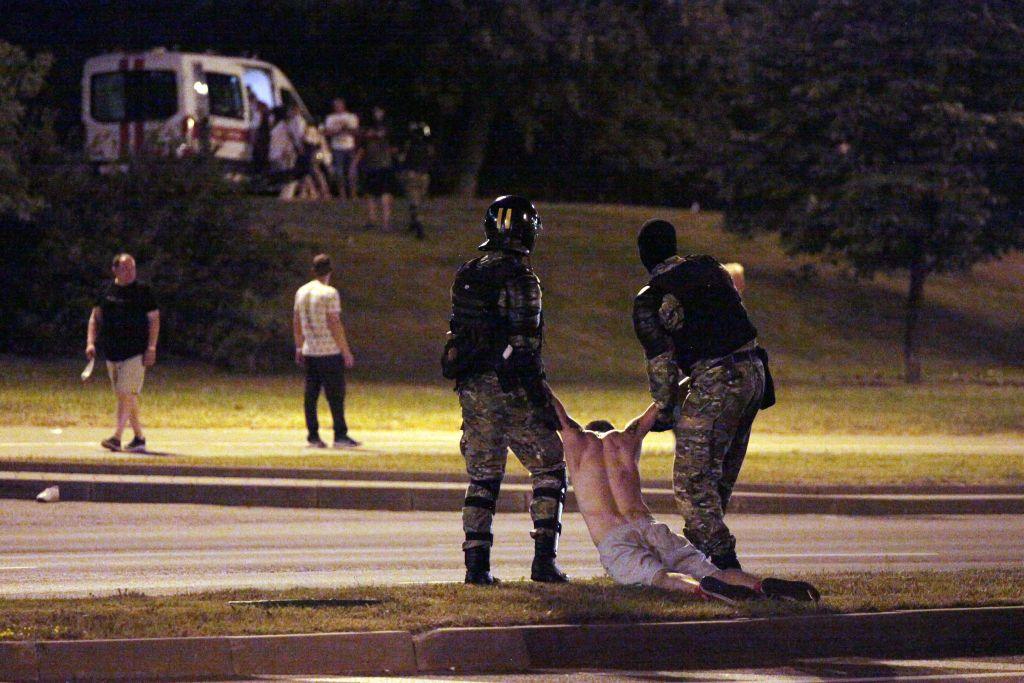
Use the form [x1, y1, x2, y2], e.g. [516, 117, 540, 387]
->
[634, 254, 757, 370]
[443, 252, 546, 394]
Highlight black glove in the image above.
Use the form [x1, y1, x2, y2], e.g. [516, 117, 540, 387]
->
[533, 401, 561, 431]
[651, 408, 676, 432]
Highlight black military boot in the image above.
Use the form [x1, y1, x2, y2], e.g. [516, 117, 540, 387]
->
[709, 548, 742, 571]
[464, 546, 499, 585]
[530, 534, 569, 583]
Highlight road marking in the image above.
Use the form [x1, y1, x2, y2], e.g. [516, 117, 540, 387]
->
[0, 566, 40, 570]
[801, 673, 1024, 682]
[747, 552, 940, 559]
[878, 659, 1024, 672]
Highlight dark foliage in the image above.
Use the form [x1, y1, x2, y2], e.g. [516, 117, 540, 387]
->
[714, 0, 1024, 381]
[0, 155, 303, 369]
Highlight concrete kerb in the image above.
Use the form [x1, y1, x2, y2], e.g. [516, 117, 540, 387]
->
[3, 468, 1024, 514]
[2, 606, 1021, 681]
[5, 460, 1024, 495]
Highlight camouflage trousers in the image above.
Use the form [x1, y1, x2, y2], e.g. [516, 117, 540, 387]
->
[673, 353, 765, 558]
[458, 372, 566, 550]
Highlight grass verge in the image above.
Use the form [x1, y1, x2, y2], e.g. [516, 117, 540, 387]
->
[1, 570, 1021, 642]
[4, 357, 1024, 435]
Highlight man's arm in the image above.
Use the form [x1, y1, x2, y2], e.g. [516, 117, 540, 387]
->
[293, 307, 305, 365]
[623, 402, 660, 441]
[144, 310, 160, 367]
[633, 286, 680, 431]
[549, 390, 583, 434]
[326, 312, 355, 369]
[86, 307, 101, 360]
[504, 271, 559, 428]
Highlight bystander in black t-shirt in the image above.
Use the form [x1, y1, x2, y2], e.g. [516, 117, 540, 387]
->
[97, 282, 159, 362]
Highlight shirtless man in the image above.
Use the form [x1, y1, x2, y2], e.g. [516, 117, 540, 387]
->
[551, 392, 819, 604]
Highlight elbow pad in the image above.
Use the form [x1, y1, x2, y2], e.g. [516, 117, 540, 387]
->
[505, 273, 543, 337]
[633, 286, 673, 360]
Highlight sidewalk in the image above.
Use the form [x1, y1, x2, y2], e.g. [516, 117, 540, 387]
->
[3, 426, 1022, 514]
[3, 426, 1023, 459]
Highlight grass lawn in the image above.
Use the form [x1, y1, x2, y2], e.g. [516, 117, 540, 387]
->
[1, 570, 1021, 642]
[3, 357, 1024, 436]
[255, 197, 1024, 385]
[4, 356, 1023, 484]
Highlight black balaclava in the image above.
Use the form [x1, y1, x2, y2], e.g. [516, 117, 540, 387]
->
[637, 219, 677, 272]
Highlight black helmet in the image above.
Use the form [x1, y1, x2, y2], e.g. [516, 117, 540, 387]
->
[479, 195, 542, 254]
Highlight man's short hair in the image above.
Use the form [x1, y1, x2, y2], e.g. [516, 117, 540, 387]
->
[585, 419, 615, 434]
[112, 253, 133, 268]
[312, 254, 332, 277]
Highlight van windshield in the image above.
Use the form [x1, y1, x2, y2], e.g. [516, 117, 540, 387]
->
[91, 70, 178, 123]
[207, 72, 245, 120]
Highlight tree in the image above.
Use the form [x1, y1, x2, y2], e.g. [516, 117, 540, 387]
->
[718, 0, 1024, 382]
[0, 41, 53, 219]
[385, 0, 680, 198]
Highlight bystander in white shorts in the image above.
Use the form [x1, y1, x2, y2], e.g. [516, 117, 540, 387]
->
[596, 522, 667, 586]
[106, 354, 145, 395]
[633, 518, 718, 580]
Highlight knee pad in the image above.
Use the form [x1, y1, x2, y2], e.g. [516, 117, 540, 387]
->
[465, 477, 502, 512]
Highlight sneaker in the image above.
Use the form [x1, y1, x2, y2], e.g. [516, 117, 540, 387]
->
[125, 436, 147, 453]
[101, 436, 121, 452]
[698, 576, 763, 605]
[761, 577, 821, 603]
[306, 438, 328, 449]
[332, 435, 361, 449]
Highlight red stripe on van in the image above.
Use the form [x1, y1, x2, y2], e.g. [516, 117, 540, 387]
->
[133, 58, 145, 152]
[118, 58, 129, 158]
[211, 126, 249, 143]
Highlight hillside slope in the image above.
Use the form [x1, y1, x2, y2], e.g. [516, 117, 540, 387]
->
[257, 198, 1024, 384]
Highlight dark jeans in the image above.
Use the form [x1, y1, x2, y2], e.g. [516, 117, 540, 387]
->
[304, 354, 348, 442]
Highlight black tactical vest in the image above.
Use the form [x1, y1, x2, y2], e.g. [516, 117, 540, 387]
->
[649, 255, 757, 369]
[442, 256, 528, 379]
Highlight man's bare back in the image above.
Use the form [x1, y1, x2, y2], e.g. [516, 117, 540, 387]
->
[551, 392, 821, 604]
[552, 398, 658, 545]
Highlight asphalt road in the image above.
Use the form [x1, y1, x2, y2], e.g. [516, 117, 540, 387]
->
[233, 655, 1024, 682]
[2, 501, 1023, 598]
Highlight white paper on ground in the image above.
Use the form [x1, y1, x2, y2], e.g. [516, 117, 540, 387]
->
[36, 486, 60, 503]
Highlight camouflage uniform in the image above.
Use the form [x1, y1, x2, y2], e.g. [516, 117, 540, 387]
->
[459, 371, 566, 550]
[672, 340, 764, 557]
[447, 252, 566, 551]
[634, 255, 766, 564]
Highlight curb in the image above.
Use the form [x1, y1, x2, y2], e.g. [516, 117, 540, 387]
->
[4, 460, 1022, 495]
[3, 469, 1024, 515]
[2, 606, 1021, 680]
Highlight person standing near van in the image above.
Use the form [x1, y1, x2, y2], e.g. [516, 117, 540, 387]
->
[353, 106, 396, 230]
[85, 254, 160, 453]
[294, 254, 359, 449]
[324, 98, 359, 199]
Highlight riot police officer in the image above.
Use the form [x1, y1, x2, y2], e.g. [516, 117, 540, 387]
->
[632, 219, 774, 571]
[442, 195, 568, 585]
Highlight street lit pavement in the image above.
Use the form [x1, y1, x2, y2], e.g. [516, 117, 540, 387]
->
[2, 501, 1023, 598]
[2, 426, 1023, 460]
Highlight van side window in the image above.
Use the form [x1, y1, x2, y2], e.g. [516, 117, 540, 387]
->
[207, 72, 245, 120]
[91, 71, 178, 122]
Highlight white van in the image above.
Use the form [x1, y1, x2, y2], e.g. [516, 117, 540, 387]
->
[82, 48, 315, 167]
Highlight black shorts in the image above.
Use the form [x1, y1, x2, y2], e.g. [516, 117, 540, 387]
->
[362, 168, 397, 196]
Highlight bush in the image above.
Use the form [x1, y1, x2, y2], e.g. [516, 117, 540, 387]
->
[0, 155, 303, 370]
